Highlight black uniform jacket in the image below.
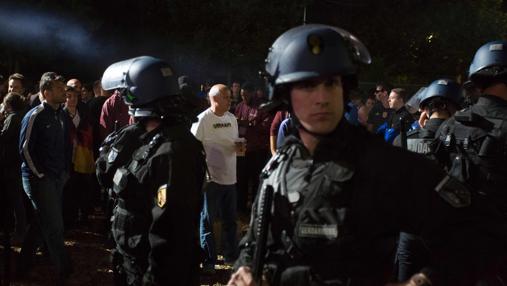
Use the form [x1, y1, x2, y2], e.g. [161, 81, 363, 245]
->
[236, 120, 507, 286]
[142, 123, 207, 286]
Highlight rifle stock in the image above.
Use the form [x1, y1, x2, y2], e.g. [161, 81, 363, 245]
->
[252, 185, 274, 285]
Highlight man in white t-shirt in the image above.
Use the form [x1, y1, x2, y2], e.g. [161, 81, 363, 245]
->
[191, 84, 241, 274]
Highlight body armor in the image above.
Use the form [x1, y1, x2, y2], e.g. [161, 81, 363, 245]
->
[252, 140, 362, 286]
[436, 100, 507, 199]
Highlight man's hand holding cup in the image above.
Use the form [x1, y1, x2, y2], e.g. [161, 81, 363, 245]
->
[235, 137, 247, 156]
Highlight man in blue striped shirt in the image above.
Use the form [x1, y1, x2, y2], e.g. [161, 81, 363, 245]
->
[17, 72, 73, 281]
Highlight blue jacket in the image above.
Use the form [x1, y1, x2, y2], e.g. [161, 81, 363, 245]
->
[19, 102, 71, 178]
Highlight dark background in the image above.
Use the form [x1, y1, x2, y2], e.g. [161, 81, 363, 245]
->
[0, 0, 506, 90]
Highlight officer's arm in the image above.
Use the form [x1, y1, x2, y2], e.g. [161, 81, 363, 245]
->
[144, 150, 203, 286]
[190, 119, 204, 141]
[399, 148, 497, 285]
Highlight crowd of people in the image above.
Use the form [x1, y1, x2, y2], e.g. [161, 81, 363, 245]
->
[0, 23, 506, 286]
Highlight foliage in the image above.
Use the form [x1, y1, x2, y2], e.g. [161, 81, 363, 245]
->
[0, 0, 506, 86]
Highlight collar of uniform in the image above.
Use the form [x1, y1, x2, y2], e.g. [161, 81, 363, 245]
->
[139, 123, 162, 141]
[139, 122, 189, 142]
[282, 120, 358, 163]
[477, 94, 507, 108]
[160, 123, 191, 140]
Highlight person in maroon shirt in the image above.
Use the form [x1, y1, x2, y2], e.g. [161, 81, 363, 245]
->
[99, 89, 130, 139]
[234, 83, 272, 215]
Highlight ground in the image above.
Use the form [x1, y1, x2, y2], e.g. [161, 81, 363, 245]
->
[0, 208, 236, 286]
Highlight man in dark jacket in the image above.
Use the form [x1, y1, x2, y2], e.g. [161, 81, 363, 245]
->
[18, 72, 73, 281]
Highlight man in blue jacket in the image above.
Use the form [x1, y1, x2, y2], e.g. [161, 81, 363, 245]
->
[17, 72, 73, 281]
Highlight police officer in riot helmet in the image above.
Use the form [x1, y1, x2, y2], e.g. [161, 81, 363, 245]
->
[394, 79, 463, 153]
[97, 56, 206, 285]
[228, 25, 507, 286]
[392, 79, 463, 282]
[434, 41, 507, 218]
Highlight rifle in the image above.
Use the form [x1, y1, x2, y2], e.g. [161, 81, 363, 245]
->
[252, 185, 274, 286]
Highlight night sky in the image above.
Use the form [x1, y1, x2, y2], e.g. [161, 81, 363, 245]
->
[0, 0, 506, 90]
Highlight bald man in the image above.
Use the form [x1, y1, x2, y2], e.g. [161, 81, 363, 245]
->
[67, 78, 86, 102]
[67, 78, 82, 91]
[191, 84, 241, 274]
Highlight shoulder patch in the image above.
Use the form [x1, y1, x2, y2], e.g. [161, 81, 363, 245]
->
[157, 184, 167, 208]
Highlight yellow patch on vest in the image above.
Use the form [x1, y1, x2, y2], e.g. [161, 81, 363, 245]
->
[157, 184, 167, 208]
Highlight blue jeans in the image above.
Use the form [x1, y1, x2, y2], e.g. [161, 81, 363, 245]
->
[200, 182, 238, 265]
[20, 173, 71, 276]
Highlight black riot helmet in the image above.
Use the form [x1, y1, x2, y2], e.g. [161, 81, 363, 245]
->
[406, 86, 427, 112]
[419, 79, 463, 110]
[101, 56, 181, 118]
[263, 24, 371, 110]
[468, 40, 507, 89]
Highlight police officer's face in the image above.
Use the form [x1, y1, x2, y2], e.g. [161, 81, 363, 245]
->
[290, 76, 344, 135]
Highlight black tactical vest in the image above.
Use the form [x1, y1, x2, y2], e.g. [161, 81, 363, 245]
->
[96, 123, 145, 190]
[437, 106, 507, 201]
[111, 131, 166, 258]
[259, 141, 357, 285]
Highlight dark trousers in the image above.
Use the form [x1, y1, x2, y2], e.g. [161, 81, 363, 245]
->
[3, 178, 27, 239]
[20, 174, 71, 276]
[63, 171, 94, 228]
[236, 149, 270, 214]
